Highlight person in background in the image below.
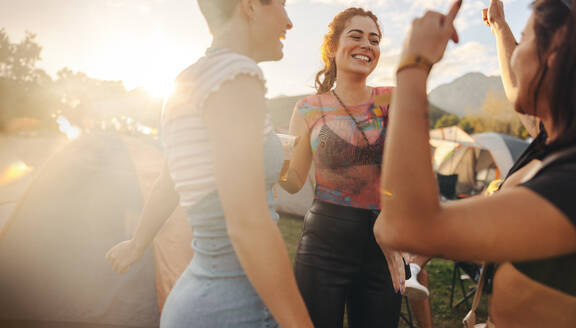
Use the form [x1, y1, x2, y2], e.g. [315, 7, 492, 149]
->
[279, 7, 406, 327]
[406, 255, 433, 328]
[106, 0, 313, 327]
[376, 0, 576, 326]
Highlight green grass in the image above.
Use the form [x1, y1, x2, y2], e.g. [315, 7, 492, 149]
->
[278, 213, 488, 328]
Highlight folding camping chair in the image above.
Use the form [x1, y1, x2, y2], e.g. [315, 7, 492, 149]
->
[449, 262, 482, 309]
[399, 295, 416, 328]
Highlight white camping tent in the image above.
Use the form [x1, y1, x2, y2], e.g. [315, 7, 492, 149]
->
[430, 126, 529, 196]
[472, 132, 530, 175]
[275, 168, 315, 217]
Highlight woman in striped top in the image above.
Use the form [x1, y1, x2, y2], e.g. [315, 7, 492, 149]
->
[106, 0, 312, 327]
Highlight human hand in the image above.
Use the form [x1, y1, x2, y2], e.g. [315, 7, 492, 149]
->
[400, 0, 462, 65]
[105, 240, 145, 274]
[381, 248, 407, 294]
[482, 0, 506, 31]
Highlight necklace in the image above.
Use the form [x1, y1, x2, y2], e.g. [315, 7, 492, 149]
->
[331, 89, 371, 145]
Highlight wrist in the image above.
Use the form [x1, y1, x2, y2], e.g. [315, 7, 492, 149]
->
[396, 66, 429, 82]
[131, 238, 148, 254]
[396, 54, 433, 77]
[491, 19, 508, 33]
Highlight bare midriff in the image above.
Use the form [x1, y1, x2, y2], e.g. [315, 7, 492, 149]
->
[490, 262, 576, 327]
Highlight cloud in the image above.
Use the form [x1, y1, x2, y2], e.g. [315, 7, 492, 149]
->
[369, 46, 402, 87]
[430, 41, 498, 87]
[455, 0, 487, 32]
[367, 41, 499, 89]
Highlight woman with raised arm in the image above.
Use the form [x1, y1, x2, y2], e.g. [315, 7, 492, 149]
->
[106, 0, 312, 327]
[376, 0, 576, 326]
[279, 8, 406, 327]
[483, 0, 541, 138]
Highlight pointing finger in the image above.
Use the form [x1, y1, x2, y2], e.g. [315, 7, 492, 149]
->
[446, 0, 462, 24]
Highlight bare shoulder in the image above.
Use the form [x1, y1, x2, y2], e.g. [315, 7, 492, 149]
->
[295, 93, 323, 109]
[203, 74, 267, 124]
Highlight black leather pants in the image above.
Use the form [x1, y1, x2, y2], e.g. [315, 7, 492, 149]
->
[294, 200, 401, 328]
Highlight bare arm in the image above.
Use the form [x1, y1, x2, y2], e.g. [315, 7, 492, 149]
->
[278, 107, 313, 194]
[106, 162, 179, 273]
[483, 0, 540, 137]
[483, 0, 518, 102]
[376, 1, 576, 263]
[203, 75, 312, 328]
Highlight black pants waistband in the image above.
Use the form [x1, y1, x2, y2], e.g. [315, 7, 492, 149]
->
[309, 200, 380, 222]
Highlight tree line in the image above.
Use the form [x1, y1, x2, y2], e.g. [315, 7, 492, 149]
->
[1, 28, 528, 140]
[433, 92, 529, 139]
[0, 29, 162, 135]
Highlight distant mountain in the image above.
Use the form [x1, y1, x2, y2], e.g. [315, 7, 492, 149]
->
[267, 93, 448, 131]
[428, 72, 507, 116]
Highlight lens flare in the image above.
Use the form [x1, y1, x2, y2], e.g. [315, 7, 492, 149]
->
[56, 116, 82, 140]
[0, 161, 34, 185]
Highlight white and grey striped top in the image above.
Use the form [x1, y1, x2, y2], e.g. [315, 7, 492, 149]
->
[161, 49, 274, 209]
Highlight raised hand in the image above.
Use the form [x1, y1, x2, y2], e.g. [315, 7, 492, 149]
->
[401, 0, 462, 65]
[482, 0, 506, 31]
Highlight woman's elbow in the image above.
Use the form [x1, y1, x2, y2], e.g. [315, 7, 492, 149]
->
[374, 212, 431, 253]
[278, 176, 304, 194]
[373, 215, 404, 250]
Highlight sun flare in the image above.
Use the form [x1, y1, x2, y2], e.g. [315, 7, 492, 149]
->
[88, 33, 192, 100]
[0, 161, 34, 185]
[141, 80, 175, 99]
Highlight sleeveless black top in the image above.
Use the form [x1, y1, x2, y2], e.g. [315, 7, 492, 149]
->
[506, 128, 576, 296]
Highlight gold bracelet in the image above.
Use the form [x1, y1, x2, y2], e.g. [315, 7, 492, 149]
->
[396, 54, 433, 75]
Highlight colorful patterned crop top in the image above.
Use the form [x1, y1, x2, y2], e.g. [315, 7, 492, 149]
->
[296, 86, 393, 210]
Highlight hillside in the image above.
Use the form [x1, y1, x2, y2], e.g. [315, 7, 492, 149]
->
[428, 72, 507, 116]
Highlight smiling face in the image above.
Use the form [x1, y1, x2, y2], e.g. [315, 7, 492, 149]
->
[332, 15, 381, 78]
[250, 0, 293, 62]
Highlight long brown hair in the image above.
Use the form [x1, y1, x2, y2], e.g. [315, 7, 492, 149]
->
[314, 8, 381, 94]
[530, 0, 576, 150]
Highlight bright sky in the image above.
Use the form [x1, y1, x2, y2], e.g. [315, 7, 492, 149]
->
[1, 0, 531, 98]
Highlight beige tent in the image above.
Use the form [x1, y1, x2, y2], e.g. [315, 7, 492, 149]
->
[430, 126, 528, 196]
[0, 134, 193, 327]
